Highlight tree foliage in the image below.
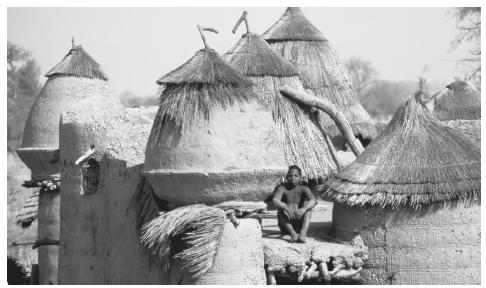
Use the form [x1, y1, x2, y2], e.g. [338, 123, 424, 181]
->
[7, 42, 41, 151]
[450, 7, 481, 84]
[345, 57, 378, 94]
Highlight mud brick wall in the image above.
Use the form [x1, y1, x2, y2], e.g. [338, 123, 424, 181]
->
[332, 202, 480, 285]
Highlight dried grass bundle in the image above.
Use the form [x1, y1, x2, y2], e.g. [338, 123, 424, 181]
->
[321, 95, 481, 208]
[444, 119, 481, 147]
[432, 80, 481, 121]
[223, 29, 336, 178]
[149, 48, 257, 147]
[15, 189, 39, 228]
[140, 204, 226, 278]
[128, 177, 160, 232]
[45, 45, 108, 80]
[263, 8, 376, 139]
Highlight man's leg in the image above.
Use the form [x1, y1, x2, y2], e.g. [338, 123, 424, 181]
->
[277, 209, 299, 242]
[298, 210, 312, 243]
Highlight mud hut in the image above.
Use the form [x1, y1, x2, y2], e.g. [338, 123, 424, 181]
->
[136, 26, 270, 284]
[321, 94, 481, 284]
[263, 7, 376, 149]
[144, 25, 295, 205]
[223, 11, 337, 179]
[425, 80, 481, 147]
[16, 39, 110, 285]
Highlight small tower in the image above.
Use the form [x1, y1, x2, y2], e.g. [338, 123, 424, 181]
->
[16, 39, 109, 284]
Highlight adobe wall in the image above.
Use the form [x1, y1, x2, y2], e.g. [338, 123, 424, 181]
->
[58, 96, 267, 284]
[332, 201, 481, 285]
[58, 96, 166, 284]
[37, 190, 60, 284]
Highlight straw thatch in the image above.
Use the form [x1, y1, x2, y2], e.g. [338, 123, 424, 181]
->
[263, 7, 376, 140]
[45, 45, 108, 80]
[149, 47, 257, 147]
[321, 94, 480, 208]
[223, 31, 336, 178]
[431, 80, 481, 121]
[140, 204, 226, 279]
[444, 119, 481, 147]
[15, 189, 39, 228]
[128, 177, 160, 232]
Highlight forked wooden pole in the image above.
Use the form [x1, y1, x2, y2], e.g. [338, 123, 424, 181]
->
[232, 11, 250, 34]
[197, 25, 219, 48]
[280, 85, 364, 155]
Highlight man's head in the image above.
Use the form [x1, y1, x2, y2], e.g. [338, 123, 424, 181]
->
[286, 165, 302, 186]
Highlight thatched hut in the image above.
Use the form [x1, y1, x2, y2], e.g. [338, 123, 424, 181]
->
[16, 40, 110, 284]
[427, 80, 480, 121]
[262, 7, 376, 149]
[223, 11, 337, 179]
[138, 26, 269, 284]
[425, 80, 481, 148]
[143, 26, 301, 205]
[321, 94, 480, 284]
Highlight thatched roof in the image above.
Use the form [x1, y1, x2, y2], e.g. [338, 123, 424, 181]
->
[262, 7, 326, 41]
[444, 119, 481, 147]
[140, 204, 226, 279]
[15, 189, 39, 228]
[150, 47, 256, 146]
[223, 32, 298, 77]
[45, 44, 108, 80]
[431, 80, 481, 121]
[262, 8, 376, 140]
[321, 95, 480, 208]
[223, 28, 336, 178]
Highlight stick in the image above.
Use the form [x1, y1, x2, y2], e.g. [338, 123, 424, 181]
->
[332, 267, 362, 280]
[75, 145, 95, 166]
[297, 266, 306, 282]
[319, 262, 331, 283]
[266, 270, 277, 285]
[280, 85, 364, 155]
[311, 112, 342, 168]
[197, 25, 219, 48]
[305, 262, 318, 279]
[232, 11, 250, 34]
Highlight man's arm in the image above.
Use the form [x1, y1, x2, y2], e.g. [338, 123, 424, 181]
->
[297, 187, 317, 216]
[272, 187, 295, 220]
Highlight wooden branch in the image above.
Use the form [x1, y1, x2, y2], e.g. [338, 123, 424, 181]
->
[311, 112, 342, 168]
[75, 145, 95, 166]
[279, 86, 364, 155]
[11, 238, 59, 249]
[232, 11, 250, 34]
[197, 25, 219, 48]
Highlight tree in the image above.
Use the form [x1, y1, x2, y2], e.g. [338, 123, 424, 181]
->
[7, 42, 41, 151]
[345, 57, 378, 96]
[450, 8, 480, 85]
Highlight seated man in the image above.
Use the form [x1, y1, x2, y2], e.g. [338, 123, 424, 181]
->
[272, 165, 317, 243]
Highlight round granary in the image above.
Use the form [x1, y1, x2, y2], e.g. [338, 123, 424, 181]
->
[143, 31, 326, 205]
[321, 95, 480, 285]
[18, 44, 110, 179]
[262, 7, 376, 146]
[223, 20, 337, 179]
[16, 42, 111, 285]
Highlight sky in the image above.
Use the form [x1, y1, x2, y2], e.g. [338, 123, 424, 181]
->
[7, 7, 471, 97]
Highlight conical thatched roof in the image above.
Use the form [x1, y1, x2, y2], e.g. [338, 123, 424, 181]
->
[223, 28, 337, 178]
[45, 45, 108, 80]
[150, 47, 256, 146]
[263, 7, 376, 141]
[223, 32, 298, 77]
[262, 7, 326, 41]
[321, 95, 480, 208]
[431, 80, 481, 121]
